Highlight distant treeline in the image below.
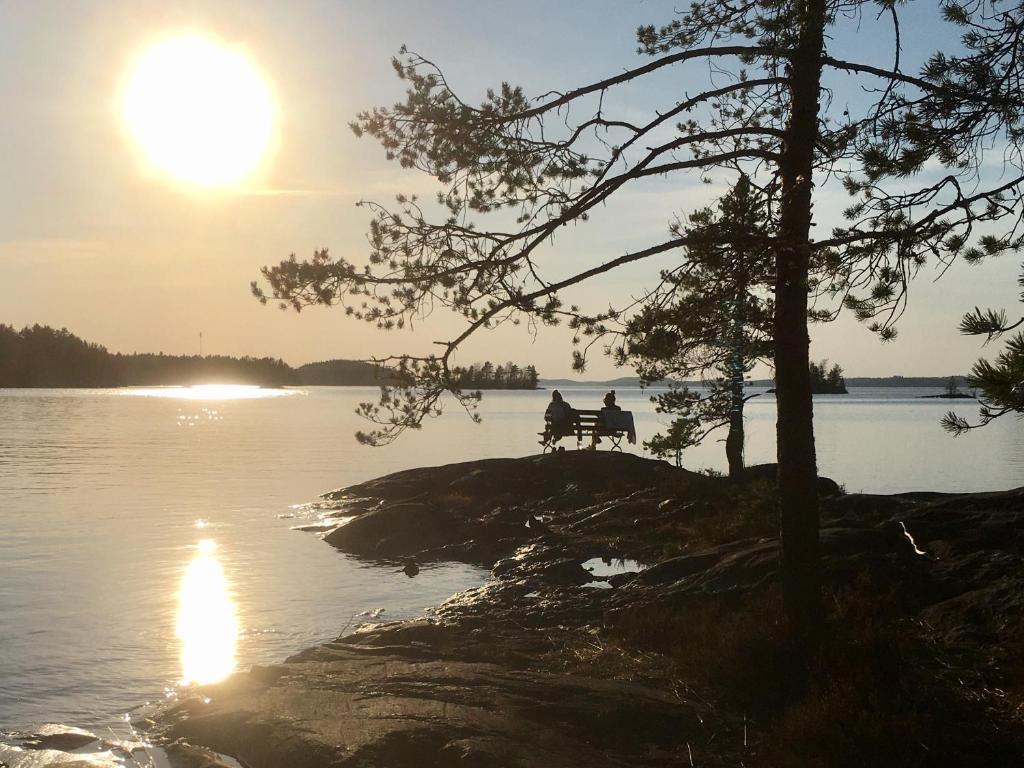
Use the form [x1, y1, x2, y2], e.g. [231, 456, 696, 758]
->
[543, 375, 973, 389]
[453, 361, 539, 390]
[841, 375, 971, 388]
[0, 325, 395, 388]
[0, 325, 296, 387]
[295, 359, 399, 386]
[750, 375, 972, 388]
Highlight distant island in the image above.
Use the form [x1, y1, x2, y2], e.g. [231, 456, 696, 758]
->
[758, 361, 848, 396]
[0, 324, 541, 389]
[918, 376, 976, 400]
[452, 362, 539, 390]
[293, 358, 400, 386]
[301, 358, 540, 389]
[808, 360, 848, 394]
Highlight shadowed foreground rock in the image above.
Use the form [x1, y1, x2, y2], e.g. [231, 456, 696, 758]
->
[150, 453, 1024, 766]
[158, 645, 709, 767]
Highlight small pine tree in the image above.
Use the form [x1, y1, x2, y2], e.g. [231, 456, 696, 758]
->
[622, 176, 773, 479]
[943, 264, 1024, 434]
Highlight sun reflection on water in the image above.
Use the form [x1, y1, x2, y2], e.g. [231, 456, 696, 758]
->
[176, 538, 237, 685]
[121, 384, 298, 400]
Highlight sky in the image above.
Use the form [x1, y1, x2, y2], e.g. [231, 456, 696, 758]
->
[1, 0, 1021, 378]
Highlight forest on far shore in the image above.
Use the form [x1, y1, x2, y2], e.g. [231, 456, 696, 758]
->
[0, 325, 540, 389]
[0, 324, 300, 387]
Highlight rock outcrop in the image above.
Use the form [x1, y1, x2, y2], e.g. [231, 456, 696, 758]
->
[150, 453, 1024, 766]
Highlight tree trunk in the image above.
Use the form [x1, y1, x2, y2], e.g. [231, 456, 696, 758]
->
[726, 297, 746, 481]
[774, 0, 826, 631]
[725, 396, 744, 480]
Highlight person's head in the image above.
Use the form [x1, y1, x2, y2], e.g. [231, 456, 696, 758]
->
[603, 390, 616, 407]
[551, 390, 563, 403]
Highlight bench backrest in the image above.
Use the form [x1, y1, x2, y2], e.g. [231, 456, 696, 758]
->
[545, 408, 631, 434]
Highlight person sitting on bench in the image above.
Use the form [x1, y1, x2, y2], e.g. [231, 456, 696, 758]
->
[542, 390, 575, 446]
[591, 390, 621, 446]
[602, 390, 621, 411]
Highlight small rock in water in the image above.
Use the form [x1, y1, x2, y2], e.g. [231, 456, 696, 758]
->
[0, 743, 117, 768]
[403, 559, 420, 578]
[165, 739, 239, 767]
[290, 523, 334, 533]
[357, 607, 386, 619]
[22, 724, 99, 751]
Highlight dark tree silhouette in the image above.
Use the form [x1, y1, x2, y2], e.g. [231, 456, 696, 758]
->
[0, 324, 121, 387]
[296, 358, 397, 385]
[0, 325, 297, 387]
[452, 361, 539, 390]
[808, 360, 848, 394]
[944, 261, 1024, 433]
[622, 176, 773, 479]
[254, 2, 1024, 628]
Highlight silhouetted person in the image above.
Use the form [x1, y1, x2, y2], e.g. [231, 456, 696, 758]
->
[602, 390, 621, 411]
[591, 390, 622, 447]
[543, 389, 575, 446]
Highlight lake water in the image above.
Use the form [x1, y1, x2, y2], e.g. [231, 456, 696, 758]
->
[1, 385, 1021, 737]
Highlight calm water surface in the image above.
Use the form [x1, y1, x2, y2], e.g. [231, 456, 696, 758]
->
[0, 385, 1021, 733]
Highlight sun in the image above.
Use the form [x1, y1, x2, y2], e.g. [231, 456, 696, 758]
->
[122, 35, 274, 188]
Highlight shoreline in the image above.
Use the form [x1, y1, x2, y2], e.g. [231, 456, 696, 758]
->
[133, 453, 1024, 767]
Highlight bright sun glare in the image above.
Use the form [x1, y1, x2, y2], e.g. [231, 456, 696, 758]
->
[122, 35, 274, 188]
[177, 538, 237, 685]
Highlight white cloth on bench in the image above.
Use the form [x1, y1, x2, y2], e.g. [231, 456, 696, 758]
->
[599, 410, 636, 444]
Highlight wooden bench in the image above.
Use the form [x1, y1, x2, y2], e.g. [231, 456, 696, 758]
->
[539, 409, 632, 452]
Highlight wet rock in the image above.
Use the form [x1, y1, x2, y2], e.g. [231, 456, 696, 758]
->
[164, 739, 237, 768]
[0, 742, 117, 768]
[323, 501, 457, 558]
[289, 522, 335, 533]
[20, 725, 99, 751]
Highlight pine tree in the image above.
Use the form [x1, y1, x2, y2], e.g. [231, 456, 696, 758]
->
[622, 176, 773, 479]
[524, 365, 539, 390]
[254, 2, 1024, 628]
[944, 263, 1024, 433]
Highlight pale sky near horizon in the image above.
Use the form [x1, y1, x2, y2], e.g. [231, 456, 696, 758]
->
[2, 1, 1021, 378]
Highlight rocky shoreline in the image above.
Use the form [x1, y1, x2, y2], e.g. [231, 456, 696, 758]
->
[140, 452, 1024, 766]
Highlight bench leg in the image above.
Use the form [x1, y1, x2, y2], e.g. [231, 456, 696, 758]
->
[539, 430, 559, 453]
